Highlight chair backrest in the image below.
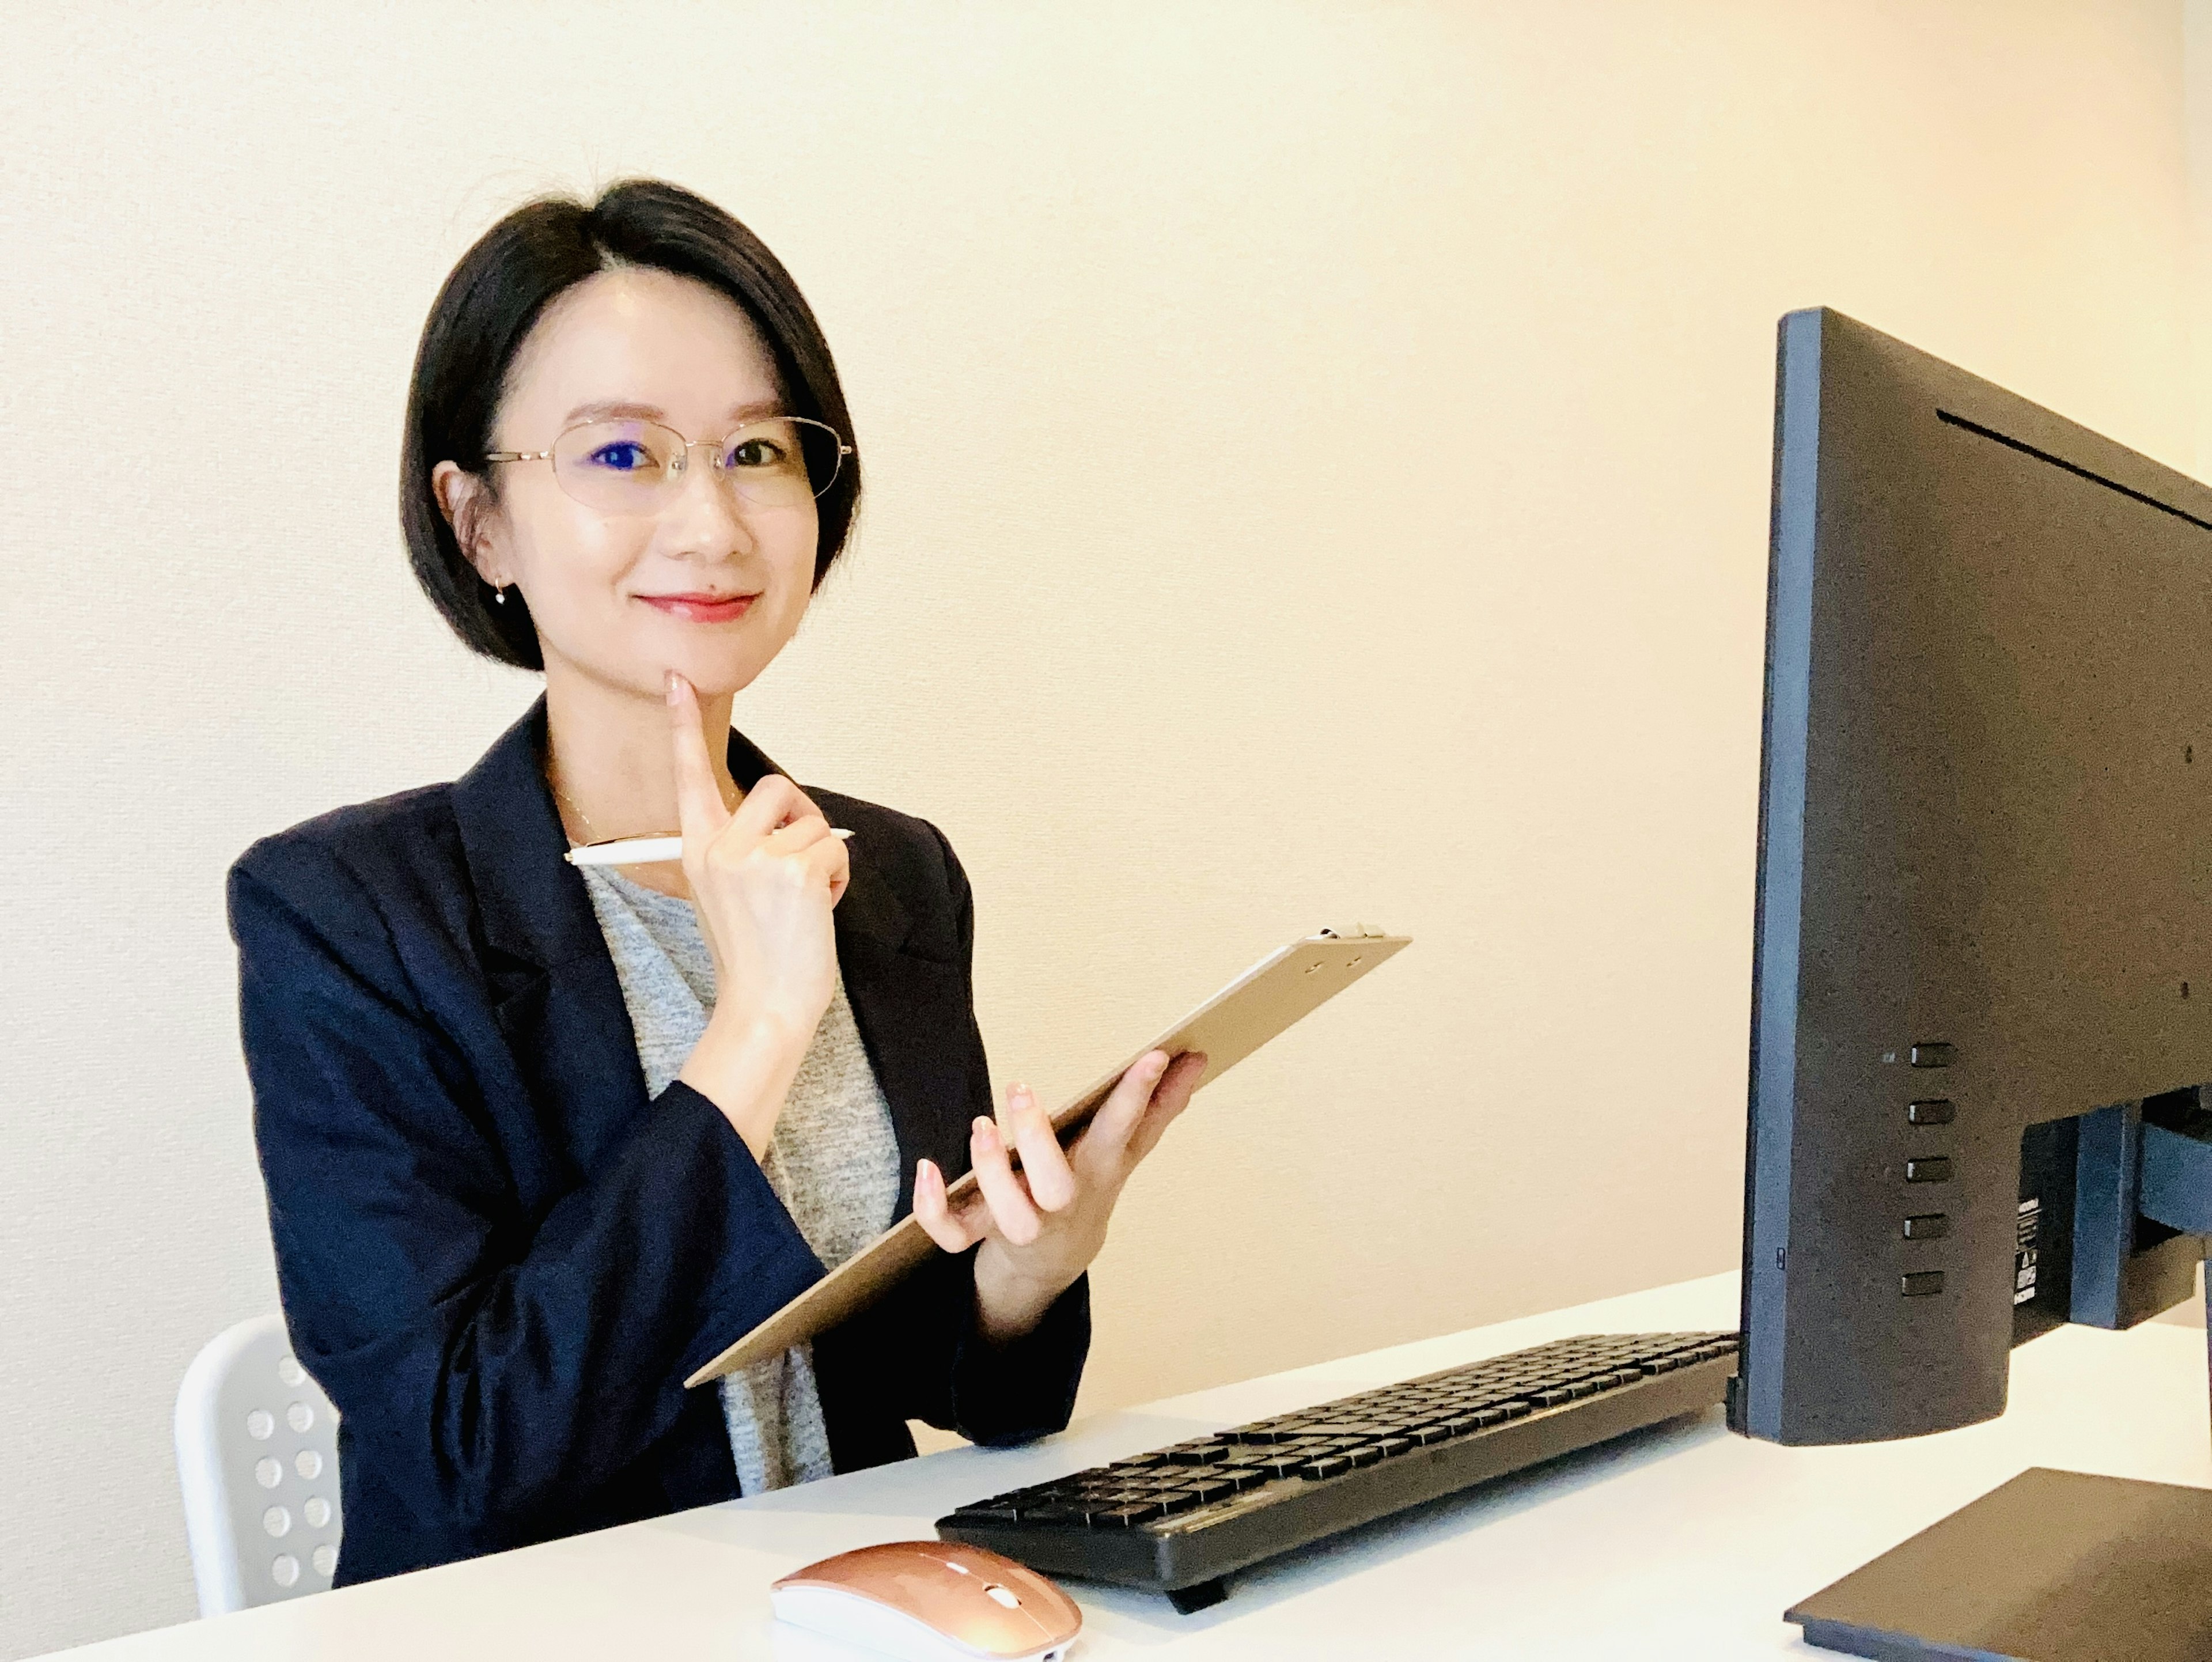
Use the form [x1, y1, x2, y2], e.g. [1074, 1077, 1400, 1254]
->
[174, 1315, 343, 1615]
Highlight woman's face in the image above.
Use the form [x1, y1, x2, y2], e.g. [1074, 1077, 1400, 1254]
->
[442, 266, 821, 703]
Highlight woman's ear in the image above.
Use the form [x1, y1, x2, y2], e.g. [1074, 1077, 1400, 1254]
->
[431, 460, 506, 588]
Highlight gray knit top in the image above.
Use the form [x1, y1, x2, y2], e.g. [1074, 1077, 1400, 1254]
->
[576, 863, 902, 1494]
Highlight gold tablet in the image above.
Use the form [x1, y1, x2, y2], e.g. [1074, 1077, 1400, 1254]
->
[685, 926, 1412, 1387]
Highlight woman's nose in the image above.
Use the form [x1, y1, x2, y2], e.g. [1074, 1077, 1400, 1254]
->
[660, 443, 759, 553]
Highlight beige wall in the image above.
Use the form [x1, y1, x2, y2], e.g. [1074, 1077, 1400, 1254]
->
[2195, 0, 2212, 476]
[0, 3, 2197, 1654]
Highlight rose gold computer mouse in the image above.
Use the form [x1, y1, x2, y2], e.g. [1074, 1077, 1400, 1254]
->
[770, 1540, 1084, 1662]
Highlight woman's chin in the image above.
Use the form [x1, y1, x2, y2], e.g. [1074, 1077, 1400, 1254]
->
[654, 655, 767, 703]
[544, 625, 783, 706]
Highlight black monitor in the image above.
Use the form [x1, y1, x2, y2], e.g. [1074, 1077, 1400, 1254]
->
[1730, 309, 2212, 1657]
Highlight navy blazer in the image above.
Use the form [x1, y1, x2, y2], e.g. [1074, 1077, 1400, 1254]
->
[227, 696, 1089, 1585]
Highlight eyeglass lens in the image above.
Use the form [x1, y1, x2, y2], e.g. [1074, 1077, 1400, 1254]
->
[548, 417, 844, 514]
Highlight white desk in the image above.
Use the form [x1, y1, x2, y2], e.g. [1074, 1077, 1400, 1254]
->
[42, 1273, 2212, 1660]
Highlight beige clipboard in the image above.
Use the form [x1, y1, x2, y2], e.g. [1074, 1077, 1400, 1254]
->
[684, 925, 1412, 1388]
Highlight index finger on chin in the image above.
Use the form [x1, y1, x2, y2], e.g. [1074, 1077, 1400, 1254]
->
[666, 674, 731, 846]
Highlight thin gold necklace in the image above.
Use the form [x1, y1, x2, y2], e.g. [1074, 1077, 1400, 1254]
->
[546, 766, 615, 851]
[546, 766, 736, 849]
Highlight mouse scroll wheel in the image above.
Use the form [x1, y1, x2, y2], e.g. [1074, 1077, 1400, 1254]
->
[983, 1584, 1022, 1609]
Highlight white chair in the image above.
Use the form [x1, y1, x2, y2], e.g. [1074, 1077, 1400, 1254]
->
[175, 1315, 343, 1615]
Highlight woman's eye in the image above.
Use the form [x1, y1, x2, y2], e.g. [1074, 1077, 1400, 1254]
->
[726, 438, 787, 469]
[588, 442, 652, 472]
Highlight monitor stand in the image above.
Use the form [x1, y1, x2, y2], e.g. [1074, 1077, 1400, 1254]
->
[1792, 1108, 2212, 1662]
[1787, 1466, 2212, 1661]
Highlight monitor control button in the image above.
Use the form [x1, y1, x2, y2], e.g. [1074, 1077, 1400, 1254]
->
[1907, 1100, 1956, 1126]
[1910, 1043, 1956, 1068]
[1905, 1157, 1954, 1183]
[1902, 1271, 1946, 1297]
[1903, 1213, 1949, 1239]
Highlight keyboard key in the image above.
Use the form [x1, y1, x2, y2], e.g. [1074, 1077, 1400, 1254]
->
[948, 1504, 1022, 1525]
[1164, 1445, 1232, 1466]
[1021, 1504, 1089, 1527]
[1092, 1502, 1164, 1528]
[1297, 1455, 1353, 1479]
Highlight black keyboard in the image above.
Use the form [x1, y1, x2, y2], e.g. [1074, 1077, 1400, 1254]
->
[938, 1330, 1738, 1612]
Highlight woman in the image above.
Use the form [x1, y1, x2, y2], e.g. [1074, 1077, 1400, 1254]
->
[229, 177, 1205, 1585]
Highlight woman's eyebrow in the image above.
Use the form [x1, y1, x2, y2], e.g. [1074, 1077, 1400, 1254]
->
[560, 397, 787, 425]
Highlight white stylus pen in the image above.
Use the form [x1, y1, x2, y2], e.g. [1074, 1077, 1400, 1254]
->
[564, 827, 854, 867]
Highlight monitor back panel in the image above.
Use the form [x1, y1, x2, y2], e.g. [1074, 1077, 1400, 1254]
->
[1736, 308, 2212, 1444]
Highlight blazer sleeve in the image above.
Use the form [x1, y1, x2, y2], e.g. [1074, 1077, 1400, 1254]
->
[229, 837, 826, 1536]
[823, 819, 1092, 1450]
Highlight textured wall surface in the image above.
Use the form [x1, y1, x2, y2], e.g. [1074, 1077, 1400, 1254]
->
[0, 3, 2198, 1654]
[2194, 0, 2212, 476]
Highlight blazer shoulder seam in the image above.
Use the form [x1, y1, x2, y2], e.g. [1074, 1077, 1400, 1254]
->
[232, 790, 460, 1020]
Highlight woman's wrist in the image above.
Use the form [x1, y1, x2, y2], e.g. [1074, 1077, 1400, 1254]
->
[677, 1004, 815, 1160]
[971, 1243, 1076, 1346]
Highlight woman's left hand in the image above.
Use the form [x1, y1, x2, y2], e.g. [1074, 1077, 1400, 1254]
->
[913, 1047, 1209, 1343]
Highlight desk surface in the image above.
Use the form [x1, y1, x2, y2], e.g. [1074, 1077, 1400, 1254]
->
[44, 1273, 2212, 1660]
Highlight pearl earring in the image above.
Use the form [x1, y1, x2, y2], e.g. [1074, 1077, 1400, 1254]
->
[494, 586, 508, 606]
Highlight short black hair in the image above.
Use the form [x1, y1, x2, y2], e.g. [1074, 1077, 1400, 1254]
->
[400, 177, 862, 670]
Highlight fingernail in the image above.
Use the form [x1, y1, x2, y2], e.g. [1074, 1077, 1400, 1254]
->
[1010, 1082, 1032, 1108]
[665, 671, 680, 705]
[974, 1117, 997, 1146]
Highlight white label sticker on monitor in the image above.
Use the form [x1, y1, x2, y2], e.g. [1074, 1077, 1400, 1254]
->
[2014, 1198, 2041, 1306]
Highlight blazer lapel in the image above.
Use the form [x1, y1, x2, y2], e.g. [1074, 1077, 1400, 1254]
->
[829, 860, 980, 1217]
[452, 696, 651, 1178]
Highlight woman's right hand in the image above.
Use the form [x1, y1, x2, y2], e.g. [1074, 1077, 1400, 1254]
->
[666, 671, 850, 1046]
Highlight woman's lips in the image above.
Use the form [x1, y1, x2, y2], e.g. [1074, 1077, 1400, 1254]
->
[638, 592, 759, 623]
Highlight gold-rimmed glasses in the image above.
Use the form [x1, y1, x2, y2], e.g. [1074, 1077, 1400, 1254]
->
[484, 415, 853, 516]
